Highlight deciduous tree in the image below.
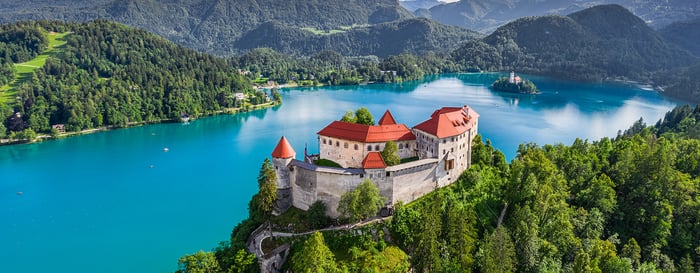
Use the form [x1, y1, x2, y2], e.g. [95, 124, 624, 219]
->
[381, 140, 400, 166]
[176, 250, 221, 273]
[291, 232, 339, 273]
[337, 179, 385, 222]
[355, 107, 374, 125]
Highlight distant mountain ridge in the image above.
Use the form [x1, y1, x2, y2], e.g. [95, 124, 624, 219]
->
[451, 4, 697, 83]
[2, 0, 476, 56]
[399, 0, 443, 11]
[419, 0, 700, 33]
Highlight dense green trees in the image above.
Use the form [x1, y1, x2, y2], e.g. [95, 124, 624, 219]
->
[491, 77, 538, 94]
[291, 232, 340, 273]
[354, 107, 374, 126]
[339, 107, 375, 125]
[1, 20, 260, 138]
[176, 251, 221, 273]
[337, 179, 385, 222]
[385, 105, 700, 273]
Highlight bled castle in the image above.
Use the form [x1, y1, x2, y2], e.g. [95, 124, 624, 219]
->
[270, 105, 479, 217]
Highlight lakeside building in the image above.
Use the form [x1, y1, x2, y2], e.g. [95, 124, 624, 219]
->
[271, 105, 479, 217]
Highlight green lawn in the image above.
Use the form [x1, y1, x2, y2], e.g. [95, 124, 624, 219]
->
[0, 31, 70, 104]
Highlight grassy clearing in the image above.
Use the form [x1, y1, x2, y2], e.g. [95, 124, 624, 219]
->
[300, 24, 368, 36]
[0, 31, 70, 104]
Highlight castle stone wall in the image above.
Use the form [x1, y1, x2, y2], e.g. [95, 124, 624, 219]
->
[290, 165, 318, 211]
[386, 159, 439, 204]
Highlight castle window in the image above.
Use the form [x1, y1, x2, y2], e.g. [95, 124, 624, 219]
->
[344, 142, 348, 149]
[445, 159, 455, 170]
[386, 171, 391, 177]
[323, 138, 326, 144]
[375, 145, 380, 151]
[451, 148, 454, 152]
[336, 141, 339, 147]
[354, 144, 358, 150]
[398, 143, 403, 149]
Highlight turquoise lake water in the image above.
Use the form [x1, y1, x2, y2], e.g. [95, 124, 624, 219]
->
[0, 74, 682, 273]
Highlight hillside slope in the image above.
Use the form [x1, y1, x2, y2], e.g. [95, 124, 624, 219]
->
[1, 0, 455, 56]
[0, 20, 263, 138]
[420, 0, 700, 33]
[234, 18, 482, 57]
[451, 4, 696, 82]
[659, 17, 700, 58]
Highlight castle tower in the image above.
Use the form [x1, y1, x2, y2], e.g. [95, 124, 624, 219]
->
[271, 136, 296, 212]
[509, 71, 516, 83]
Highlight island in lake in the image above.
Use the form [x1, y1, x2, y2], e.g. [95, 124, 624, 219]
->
[492, 71, 539, 94]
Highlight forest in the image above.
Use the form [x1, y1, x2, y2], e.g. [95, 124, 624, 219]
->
[176, 104, 700, 273]
[0, 20, 275, 140]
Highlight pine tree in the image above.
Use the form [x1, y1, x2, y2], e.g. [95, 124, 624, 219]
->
[481, 226, 516, 273]
[256, 158, 278, 217]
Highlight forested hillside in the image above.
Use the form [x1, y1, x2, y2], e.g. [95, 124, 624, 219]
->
[234, 17, 481, 57]
[451, 5, 696, 84]
[382, 104, 700, 272]
[659, 17, 700, 58]
[0, 0, 481, 56]
[0, 20, 267, 140]
[418, 0, 700, 33]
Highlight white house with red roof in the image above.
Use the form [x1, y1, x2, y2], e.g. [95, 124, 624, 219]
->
[271, 105, 479, 217]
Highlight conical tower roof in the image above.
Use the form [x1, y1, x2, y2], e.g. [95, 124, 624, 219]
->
[378, 110, 397, 125]
[271, 136, 295, 158]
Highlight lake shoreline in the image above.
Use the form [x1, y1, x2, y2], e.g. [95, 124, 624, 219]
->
[0, 101, 279, 146]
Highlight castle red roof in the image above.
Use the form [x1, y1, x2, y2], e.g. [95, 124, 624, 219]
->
[317, 121, 415, 143]
[362, 152, 386, 169]
[413, 106, 479, 138]
[378, 110, 397, 125]
[271, 136, 296, 158]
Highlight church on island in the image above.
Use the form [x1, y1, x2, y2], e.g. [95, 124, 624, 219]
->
[270, 105, 479, 217]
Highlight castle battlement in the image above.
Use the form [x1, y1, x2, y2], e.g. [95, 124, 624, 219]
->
[272, 105, 479, 217]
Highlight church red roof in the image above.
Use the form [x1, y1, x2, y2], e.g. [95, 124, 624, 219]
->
[413, 106, 479, 138]
[378, 110, 397, 125]
[362, 152, 386, 169]
[271, 136, 296, 158]
[317, 121, 415, 143]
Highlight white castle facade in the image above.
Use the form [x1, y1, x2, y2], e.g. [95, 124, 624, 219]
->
[270, 105, 479, 217]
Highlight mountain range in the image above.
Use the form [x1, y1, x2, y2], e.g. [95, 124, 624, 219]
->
[414, 0, 700, 33]
[0, 0, 480, 57]
[450, 4, 697, 84]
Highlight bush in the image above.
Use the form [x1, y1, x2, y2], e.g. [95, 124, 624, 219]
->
[314, 158, 342, 168]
